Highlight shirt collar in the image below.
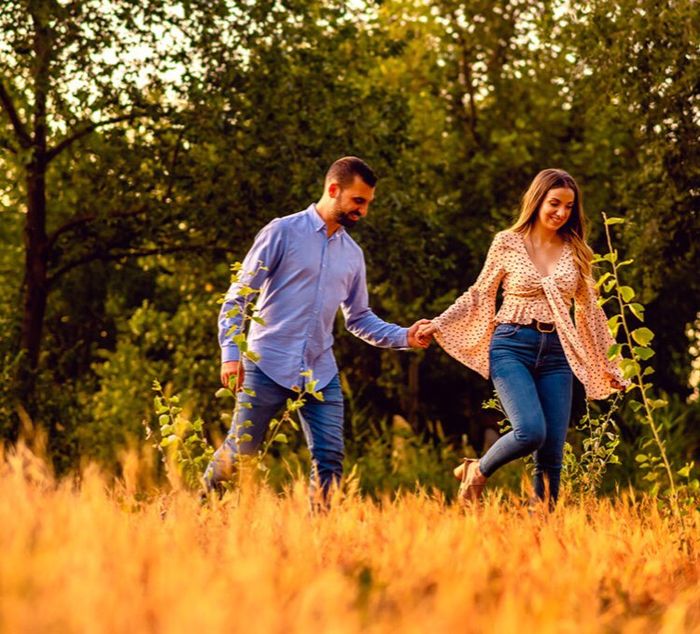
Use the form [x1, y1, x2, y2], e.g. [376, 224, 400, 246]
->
[306, 203, 346, 238]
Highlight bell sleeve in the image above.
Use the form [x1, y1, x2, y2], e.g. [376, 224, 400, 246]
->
[433, 232, 507, 378]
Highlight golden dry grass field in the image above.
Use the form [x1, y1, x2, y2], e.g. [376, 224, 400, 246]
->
[1, 443, 699, 634]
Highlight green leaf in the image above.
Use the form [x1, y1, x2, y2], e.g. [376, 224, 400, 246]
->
[158, 414, 170, 426]
[238, 433, 253, 443]
[629, 401, 643, 412]
[603, 279, 617, 294]
[250, 315, 266, 326]
[633, 346, 655, 360]
[642, 366, 655, 376]
[620, 358, 640, 380]
[607, 343, 622, 360]
[154, 397, 168, 415]
[631, 327, 655, 346]
[595, 272, 612, 289]
[245, 350, 261, 362]
[617, 259, 633, 268]
[678, 464, 693, 478]
[215, 387, 234, 399]
[635, 454, 648, 463]
[242, 387, 256, 397]
[603, 252, 618, 264]
[618, 286, 635, 302]
[604, 217, 625, 225]
[273, 433, 288, 444]
[649, 398, 668, 410]
[160, 434, 178, 448]
[627, 303, 645, 321]
[238, 285, 258, 297]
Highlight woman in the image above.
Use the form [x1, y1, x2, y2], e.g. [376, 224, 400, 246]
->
[417, 169, 627, 507]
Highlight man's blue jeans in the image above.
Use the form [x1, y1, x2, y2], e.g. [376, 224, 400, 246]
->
[204, 361, 345, 498]
[479, 323, 573, 505]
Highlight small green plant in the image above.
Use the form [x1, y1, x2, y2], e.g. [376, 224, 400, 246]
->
[146, 380, 214, 490]
[595, 213, 694, 519]
[563, 394, 623, 498]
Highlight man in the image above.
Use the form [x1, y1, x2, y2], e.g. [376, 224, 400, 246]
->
[204, 156, 430, 499]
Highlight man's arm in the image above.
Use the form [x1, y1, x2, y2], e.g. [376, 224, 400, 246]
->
[341, 253, 430, 349]
[218, 219, 285, 385]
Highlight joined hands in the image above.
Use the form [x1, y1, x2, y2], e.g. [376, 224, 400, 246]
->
[408, 320, 437, 348]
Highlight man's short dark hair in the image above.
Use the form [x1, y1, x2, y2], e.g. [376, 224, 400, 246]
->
[325, 156, 377, 188]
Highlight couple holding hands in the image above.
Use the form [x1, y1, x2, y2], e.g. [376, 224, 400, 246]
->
[205, 156, 627, 507]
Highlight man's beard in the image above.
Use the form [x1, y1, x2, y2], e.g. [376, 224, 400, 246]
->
[334, 201, 361, 229]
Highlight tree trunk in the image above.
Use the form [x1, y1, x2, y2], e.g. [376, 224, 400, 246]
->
[18, 7, 51, 406]
[19, 164, 49, 401]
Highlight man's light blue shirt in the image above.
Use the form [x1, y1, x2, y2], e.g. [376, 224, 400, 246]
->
[218, 204, 409, 390]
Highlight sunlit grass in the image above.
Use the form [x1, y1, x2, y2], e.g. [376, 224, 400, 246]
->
[1, 442, 698, 633]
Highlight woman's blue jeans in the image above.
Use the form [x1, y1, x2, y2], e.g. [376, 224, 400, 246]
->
[204, 361, 345, 500]
[479, 323, 573, 505]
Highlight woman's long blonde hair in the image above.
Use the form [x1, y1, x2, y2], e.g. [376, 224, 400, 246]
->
[510, 168, 594, 281]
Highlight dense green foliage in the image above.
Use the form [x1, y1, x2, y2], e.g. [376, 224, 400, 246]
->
[0, 0, 698, 491]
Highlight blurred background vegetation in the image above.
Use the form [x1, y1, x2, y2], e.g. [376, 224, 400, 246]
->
[0, 0, 698, 494]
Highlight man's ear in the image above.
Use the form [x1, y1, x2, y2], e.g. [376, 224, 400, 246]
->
[328, 182, 340, 199]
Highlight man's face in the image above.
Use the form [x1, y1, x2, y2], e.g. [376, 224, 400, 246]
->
[329, 176, 375, 229]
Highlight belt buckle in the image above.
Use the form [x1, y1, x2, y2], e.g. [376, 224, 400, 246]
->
[536, 320, 555, 333]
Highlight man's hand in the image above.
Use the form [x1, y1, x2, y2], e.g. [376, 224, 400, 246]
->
[221, 360, 244, 390]
[407, 319, 433, 349]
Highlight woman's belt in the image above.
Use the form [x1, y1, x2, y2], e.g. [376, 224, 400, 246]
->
[521, 319, 556, 333]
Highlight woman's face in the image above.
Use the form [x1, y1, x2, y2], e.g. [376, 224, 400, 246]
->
[536, 187, 575, 232]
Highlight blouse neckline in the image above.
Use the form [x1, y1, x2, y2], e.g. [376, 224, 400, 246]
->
[516, 230, 570, 279]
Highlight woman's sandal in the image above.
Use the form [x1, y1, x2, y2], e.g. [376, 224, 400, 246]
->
[455, 458, 487, 505]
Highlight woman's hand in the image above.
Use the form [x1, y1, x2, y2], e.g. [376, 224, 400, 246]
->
[609, 376, 627, 391]
[415, 322, 438, 346]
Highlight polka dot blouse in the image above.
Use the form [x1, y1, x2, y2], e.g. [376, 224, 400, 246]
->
[433, 230, 627, 400]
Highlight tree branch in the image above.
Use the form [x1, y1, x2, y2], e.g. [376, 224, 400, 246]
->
[47, 207, 148, 250]
[46, 112, 145, 162]
[0, 136, 18, 155]
[0, 77, 32, 148]
[48, 243, 237, 286]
